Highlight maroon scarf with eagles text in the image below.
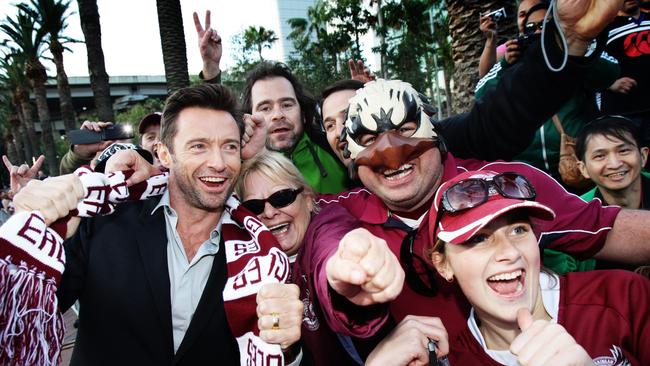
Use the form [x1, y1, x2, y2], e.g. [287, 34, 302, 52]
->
[0, 167, 289, 365]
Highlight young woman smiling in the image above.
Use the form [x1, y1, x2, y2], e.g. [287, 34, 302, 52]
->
[428, 170, 650, 365]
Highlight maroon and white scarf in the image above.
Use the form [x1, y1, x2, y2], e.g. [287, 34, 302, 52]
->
[0, 167, 289, 365]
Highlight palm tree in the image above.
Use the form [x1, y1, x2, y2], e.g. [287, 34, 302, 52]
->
[446, 0, 517, 112]
[0, 54, 38, 161]
[9, 118, 27, 164]
[156, 0, 189, 95]
[77, 0, 114, 121]
[243, 26, 278, 61]
[1, 11, 58, 174]
[19, 0, 78, 132]
[4, 131, 20, 164]
[0, 93, 25, 163]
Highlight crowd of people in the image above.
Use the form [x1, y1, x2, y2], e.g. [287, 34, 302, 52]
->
[1, 0, 649, 365]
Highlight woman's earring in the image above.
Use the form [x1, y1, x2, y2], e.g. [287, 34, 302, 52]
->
[446, 276, 454, 283]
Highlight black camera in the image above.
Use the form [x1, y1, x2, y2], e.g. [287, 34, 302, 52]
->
[516, 32, 541, 52]
[484, 7, 507, 23]
[68, 124, 134, 145]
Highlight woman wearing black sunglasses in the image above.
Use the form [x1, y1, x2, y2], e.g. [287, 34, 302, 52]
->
[237, 152, 317, 260]
[236, 151, 380, 365]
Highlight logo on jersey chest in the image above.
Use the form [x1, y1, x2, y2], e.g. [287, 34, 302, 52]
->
[593, 345, 631, 366]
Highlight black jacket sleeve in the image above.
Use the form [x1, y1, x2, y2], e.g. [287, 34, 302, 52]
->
[57, 217, 92, 312]
[440, 26, 600, 161]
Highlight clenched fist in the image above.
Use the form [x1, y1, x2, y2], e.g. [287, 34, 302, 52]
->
[14, 174, 84, 226]
[256, 283, 303, 350]
[366, 315, 449, 366]
[13, 174, 85, 238]
[326, 228, 405, 306]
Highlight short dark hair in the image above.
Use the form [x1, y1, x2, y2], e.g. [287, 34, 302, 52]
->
[321, 79, 365, 100]
[318, 79, 364, 130]
[576, 115, 643, 161]
[160, 84, 244, 152]
[241, 61, 316, 126]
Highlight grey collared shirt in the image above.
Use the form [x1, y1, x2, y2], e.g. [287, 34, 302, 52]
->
[153, 191, 221, 353]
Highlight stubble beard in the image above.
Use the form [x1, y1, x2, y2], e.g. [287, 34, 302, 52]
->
[172, 163, 232, 212]
[266, 132, 299, 153]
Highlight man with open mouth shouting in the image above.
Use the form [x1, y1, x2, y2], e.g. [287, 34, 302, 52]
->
[301, 2, 650, 362]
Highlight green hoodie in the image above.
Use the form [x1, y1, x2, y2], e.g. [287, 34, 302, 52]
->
[288, 133, 348, 194]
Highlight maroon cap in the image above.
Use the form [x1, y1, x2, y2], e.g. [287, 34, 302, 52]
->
[138, 112, 161, 134]
[428, 170, 555, 245]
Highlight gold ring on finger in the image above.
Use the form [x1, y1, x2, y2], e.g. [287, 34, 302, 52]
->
[271, 312, 280, 330]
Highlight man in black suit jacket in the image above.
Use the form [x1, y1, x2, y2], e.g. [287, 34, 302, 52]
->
[15, 84, 303, 365]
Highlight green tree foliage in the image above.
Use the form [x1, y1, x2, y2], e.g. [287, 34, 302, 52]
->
[286, 0, 359, 95]
[222, 32, 261, 95]
[375, 0, 441, 94]
[243, 26, 278, 61]
[284, 0, 452, 99]
[328, 0, 373, 59]
[1, 8, 60, 175]
[115, 98, 164, 143]
[18, 0, 79, 132]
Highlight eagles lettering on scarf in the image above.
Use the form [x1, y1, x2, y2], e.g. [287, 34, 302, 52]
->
[0, 166, 291, 366]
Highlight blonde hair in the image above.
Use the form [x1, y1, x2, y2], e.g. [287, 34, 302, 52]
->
[236, 151, 317, 210]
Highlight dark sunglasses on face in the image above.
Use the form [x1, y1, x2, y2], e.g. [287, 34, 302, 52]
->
[523, 20, 546, 36]
[242, 187, 304, 215]
[440, 172, 536, 213]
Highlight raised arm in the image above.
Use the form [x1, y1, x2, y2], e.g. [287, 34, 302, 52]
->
[478, 12, 498, 78]
[442, 0, 621, 161]
[193, 10, 222, 82]
[596, 209, 650, 264]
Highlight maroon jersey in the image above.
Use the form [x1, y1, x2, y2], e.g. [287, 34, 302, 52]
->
[451, 270, 650, 365]
[304, 154, 621, 341]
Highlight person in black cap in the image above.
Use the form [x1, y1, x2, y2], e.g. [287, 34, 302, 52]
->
[138, 112, 162, 168]
[93, 142, 153, 173]
[59, 121, 134, 175]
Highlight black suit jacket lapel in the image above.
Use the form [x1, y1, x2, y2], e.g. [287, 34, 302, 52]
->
[173, 237, 226, 363]
[136, 199, 174, 355]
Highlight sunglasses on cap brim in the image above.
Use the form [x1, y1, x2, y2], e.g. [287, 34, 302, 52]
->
[440, 172, 536, 213]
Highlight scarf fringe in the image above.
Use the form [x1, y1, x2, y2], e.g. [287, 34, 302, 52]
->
[0, 256, 64, 366]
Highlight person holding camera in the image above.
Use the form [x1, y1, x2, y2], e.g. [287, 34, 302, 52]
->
[475, 0, 619, 185]
[478, 8, 504, 78]
[477, 0, 549, 83]
[59, 121, 134, 175]
[475, 0, 620, 275]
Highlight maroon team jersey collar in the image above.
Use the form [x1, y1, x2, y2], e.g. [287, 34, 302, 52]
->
[358, 194, 391, 224]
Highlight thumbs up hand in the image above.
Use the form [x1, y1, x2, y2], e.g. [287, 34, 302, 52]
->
[510, 308, 594, 366]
